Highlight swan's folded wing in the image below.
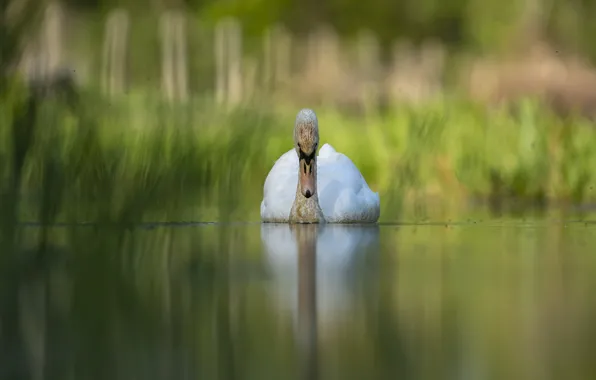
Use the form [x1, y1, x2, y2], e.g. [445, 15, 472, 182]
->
[260, 149, 298, 221]
[317, 147, 380, 223]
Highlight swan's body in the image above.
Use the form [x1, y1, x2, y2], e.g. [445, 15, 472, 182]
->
[260, 109, 380, 224]
[261, 144, 380, 223]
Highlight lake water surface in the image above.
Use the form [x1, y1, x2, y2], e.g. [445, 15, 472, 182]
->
[2, 215, 596, 380]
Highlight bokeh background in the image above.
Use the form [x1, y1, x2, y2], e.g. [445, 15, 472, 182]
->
[3, 2, 596, 380]
[3, 0, 596, 222]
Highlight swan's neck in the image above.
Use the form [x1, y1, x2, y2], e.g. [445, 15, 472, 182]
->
[290, 161, 325, 224]
[290, 191, 324, 224]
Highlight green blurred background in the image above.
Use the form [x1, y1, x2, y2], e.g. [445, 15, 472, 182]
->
[3, 0, 596, 222]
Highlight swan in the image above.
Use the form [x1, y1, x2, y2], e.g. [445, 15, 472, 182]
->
[260, 108, 381, 223]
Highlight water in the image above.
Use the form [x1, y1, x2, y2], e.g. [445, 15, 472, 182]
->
[1, 218, 596, 380]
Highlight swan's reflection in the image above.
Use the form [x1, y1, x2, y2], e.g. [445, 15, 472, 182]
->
[261, 223, 381, 329]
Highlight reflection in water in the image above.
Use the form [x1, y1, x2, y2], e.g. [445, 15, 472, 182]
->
[293, 224, 319, 380]
[2, 222, 596, 380]
[261, 223, 380, 380]
[261, 224, 380, 329]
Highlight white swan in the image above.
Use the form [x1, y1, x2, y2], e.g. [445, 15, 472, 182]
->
[260, 109, 380, 223]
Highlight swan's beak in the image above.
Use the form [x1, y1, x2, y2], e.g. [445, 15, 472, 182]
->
[299, 159, 315, 198]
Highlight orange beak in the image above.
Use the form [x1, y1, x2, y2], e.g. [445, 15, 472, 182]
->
[299, 159, 315, 198]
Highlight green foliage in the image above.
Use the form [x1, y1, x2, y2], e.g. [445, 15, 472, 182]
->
[2, 84, 596, 225]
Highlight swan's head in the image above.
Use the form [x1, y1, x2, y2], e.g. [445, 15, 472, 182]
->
[294, 108, 319, 199]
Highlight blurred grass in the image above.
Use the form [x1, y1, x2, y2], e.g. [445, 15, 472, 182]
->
[2, 79, 596, 224]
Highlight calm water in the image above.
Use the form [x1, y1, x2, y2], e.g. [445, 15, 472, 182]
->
[1, 217, 596, 380]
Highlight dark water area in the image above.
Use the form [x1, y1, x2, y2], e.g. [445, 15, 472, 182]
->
[1, 214, 596, 380]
